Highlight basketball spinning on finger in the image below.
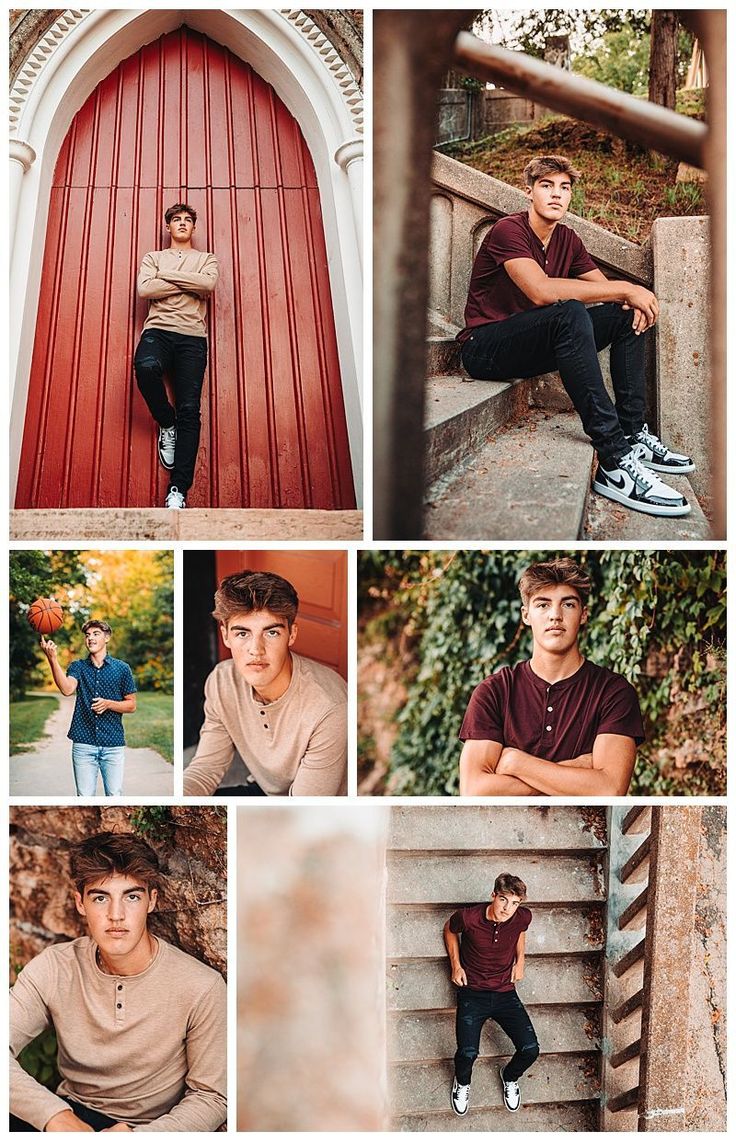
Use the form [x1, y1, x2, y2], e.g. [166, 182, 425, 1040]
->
[27, 597, 64, 635]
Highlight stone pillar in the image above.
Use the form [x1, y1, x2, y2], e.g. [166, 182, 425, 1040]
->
[9, 138, 36, 266]
[335, 138, 363, 266]
[637, 807, 701, 1131]
[651, 215, 710, 503]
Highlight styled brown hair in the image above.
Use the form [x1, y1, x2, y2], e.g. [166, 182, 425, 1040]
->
[164, 202, 197, 226]
[523, 155, 581, 188]
[212, 570, 299, 630]
[494, 873, 527, 900]
[518, 557, 590, 610]
[81, 619, 112, 636]
[69, 832, 161, 895]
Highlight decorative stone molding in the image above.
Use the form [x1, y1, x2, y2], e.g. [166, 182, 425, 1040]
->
[334, 138, 363, 172]
[9, 9, 91, 136]
[281, 10, 363, 135]
[9, 138, 37, 171]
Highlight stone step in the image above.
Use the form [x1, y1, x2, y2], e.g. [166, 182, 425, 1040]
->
[427, 334, 463, 376]
[424, 373, 531, 484]
[387, 954, 602, 1011]
[393, 1099, 599, 1132]
[388, 805, 607, 852]
[424, 409, 594, 541]
[583, 473, 712, 539]
[390, 1052, 599, 1115]
[389, 1002, 600, 1062]
[387, 853, 605, 905]
[9, 507, 363, 541]
[388, 903, 605, 959]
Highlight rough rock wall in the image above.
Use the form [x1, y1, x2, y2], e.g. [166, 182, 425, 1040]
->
[684, 806, 727, 1129]
[10, 806, 227, 980]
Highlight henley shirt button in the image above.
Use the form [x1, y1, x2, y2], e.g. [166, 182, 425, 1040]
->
[116, 1003, 122, 1009]
[546, 725, 552, 732]
[260, 711, 265, 716]
[263, 724, 269, 729]
[117, 984, 123, 990]
[547, 706, 553, 712]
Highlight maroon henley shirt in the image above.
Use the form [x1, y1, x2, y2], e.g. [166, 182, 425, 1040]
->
[459, 658, 644, 762]
[449, 904, 532, 991]
[458, 211, 598, 341]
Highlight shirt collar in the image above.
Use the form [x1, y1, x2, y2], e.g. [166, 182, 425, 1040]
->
[522, 657, 588, 692]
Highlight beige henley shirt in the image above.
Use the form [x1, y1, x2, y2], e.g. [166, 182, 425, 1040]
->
[138, 249, 219, 338]
[10, 936, 226, 1132]
[183, 652, 347, 797]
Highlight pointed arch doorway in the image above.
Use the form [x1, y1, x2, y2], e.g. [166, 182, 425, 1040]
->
[15, 25, 356, 510]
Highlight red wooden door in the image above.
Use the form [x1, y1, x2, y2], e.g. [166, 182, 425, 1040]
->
[214, 550, 348, 678]
[16, 26, 356, 510]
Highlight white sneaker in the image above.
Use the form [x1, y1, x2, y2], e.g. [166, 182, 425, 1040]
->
[592, 444, 690, 517]
[630, 423, 694, 473]
[500, 1067, 521, 1112]
[451, 1077, 470, 1116]
[158, 424, 176, 470]
[164, 486, 186, 509]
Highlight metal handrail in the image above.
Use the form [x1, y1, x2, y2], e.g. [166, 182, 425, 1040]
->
[454, 31, 707, 168]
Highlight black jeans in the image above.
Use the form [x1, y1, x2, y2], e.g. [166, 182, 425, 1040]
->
[10, 1098, 118, 1131]
[454, 987, 540, 1085]
[134, 328, 208, 494]
[461, 300, 647, 467]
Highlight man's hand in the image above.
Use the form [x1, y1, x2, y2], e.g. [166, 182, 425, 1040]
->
[451, 964, 467, 987]
[621, 284, 658, 331]
[511, 964, 524, 983]
[45, 1109, 95, 1131]
[100, 1125, 134, 1132]
[91, 698, 111, 714]
[39, 635, 58, 663]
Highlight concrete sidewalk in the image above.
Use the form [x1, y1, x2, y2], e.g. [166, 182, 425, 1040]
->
[10, 694, 173, 797]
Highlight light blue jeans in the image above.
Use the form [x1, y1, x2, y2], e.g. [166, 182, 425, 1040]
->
[71, 743, 126, 796]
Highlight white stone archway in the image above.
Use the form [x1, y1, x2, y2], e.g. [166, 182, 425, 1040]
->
[9, 8, 364, 504]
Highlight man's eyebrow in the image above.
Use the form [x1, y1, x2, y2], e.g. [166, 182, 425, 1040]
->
[229, 621, 286, 631]
[84, 884, 147, 897]
[532, 593, 580, 603]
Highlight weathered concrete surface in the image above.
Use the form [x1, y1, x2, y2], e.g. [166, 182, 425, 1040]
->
[652, 216, 712, 508]
[430, 151, 652, 328]
[9, 805, 227, 977]
[388, 852, 605, 904]
[394, 1100, 598, 1132]
[389, 805, 607, 851]
[10, 508, 363, 540]
[424, 409, 594, 541]
[387, 954, 602, 1012]
[390, 1003, 600, 1061]
[584, 472, 712, 540]
[683, 807, 726, 1131]
[391, 1053, 599, 1114]
[424, 374, 531, 483]
[388, 903, 605, 959]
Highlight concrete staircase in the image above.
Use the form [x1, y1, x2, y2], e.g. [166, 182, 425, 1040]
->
[386, 806, 607, 1131]
[423, 333, 710, 541]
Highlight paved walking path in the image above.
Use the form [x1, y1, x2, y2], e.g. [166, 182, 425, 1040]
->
[10, 695, 173, 796]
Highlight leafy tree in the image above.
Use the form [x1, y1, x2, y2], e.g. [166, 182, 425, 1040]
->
[359, 551, 725, 797]
[9, 551, 88, 700]
[573, 21, 652, 95]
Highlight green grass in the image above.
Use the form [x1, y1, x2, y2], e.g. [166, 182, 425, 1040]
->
[10, 695, 59, 754]
[126, 691, 174, 765]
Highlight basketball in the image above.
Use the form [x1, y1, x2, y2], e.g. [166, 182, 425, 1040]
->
[27, 597, 64, 635]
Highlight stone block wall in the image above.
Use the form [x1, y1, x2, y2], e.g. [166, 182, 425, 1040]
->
[9, 805, 227, 979]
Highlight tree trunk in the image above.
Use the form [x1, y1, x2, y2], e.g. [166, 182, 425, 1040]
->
[648, 11, 678, 108]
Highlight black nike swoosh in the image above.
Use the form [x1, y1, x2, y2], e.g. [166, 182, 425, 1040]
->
[607, 473, 627, 489]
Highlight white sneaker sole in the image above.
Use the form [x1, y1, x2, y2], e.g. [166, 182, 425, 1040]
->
[499, 1067, 521, 1112]
[592, 479, 691, 517]
[641, 459, 695, 475]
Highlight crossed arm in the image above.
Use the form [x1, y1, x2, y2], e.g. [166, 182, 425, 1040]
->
[459, 733, 637, 797]
[504, 258, 658, 333]
[137, 253, 218, 300]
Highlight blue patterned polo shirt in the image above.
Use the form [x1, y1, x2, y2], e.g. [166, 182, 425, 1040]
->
[66, 655, 137, 746]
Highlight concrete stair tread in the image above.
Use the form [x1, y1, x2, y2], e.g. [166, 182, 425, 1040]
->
[387, 852, 605, 905]
[390, 1054, 599, 1114]
[10, 507, 363, 540]
[393, 1100, 599, 1131]
[388, 955, 602, 1010]
[389, 805, 608, 851]
[424, 374, 512, 430]
[389, 1004, 600, 1061]
[424, 374, 532, 485]
[388, 904, 604, 959]
[584, 475, 711, 539]
[424, 409, 594, 541]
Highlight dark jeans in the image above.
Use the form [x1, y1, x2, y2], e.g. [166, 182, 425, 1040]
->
[134, 328, 208, 494]
[218, 782, 267, 796]
[461, 300, 647, 467]
[454, 987, 540, 1085]
[10, 1098, 118, 1131]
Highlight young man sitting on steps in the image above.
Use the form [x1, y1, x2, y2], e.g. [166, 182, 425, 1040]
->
[459, 558, 644, 797]
[457, 154, 694, 518]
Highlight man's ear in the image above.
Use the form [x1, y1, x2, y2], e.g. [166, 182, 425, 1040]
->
[147, 888, 158, 913]
[580, 606, 588, 627]
[288, 623, 298, 647]
[521, 606, 530, 627]
[220, 622, 230, 649]
[74, 891, 86, 918]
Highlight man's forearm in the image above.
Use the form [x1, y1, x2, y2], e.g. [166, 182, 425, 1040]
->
[460, 755, 542, 796]
[47, 658, 74, 696]
[532, 276, 634, 309]
[498, 749, 622, 796]
[157, 269, 217, 295]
